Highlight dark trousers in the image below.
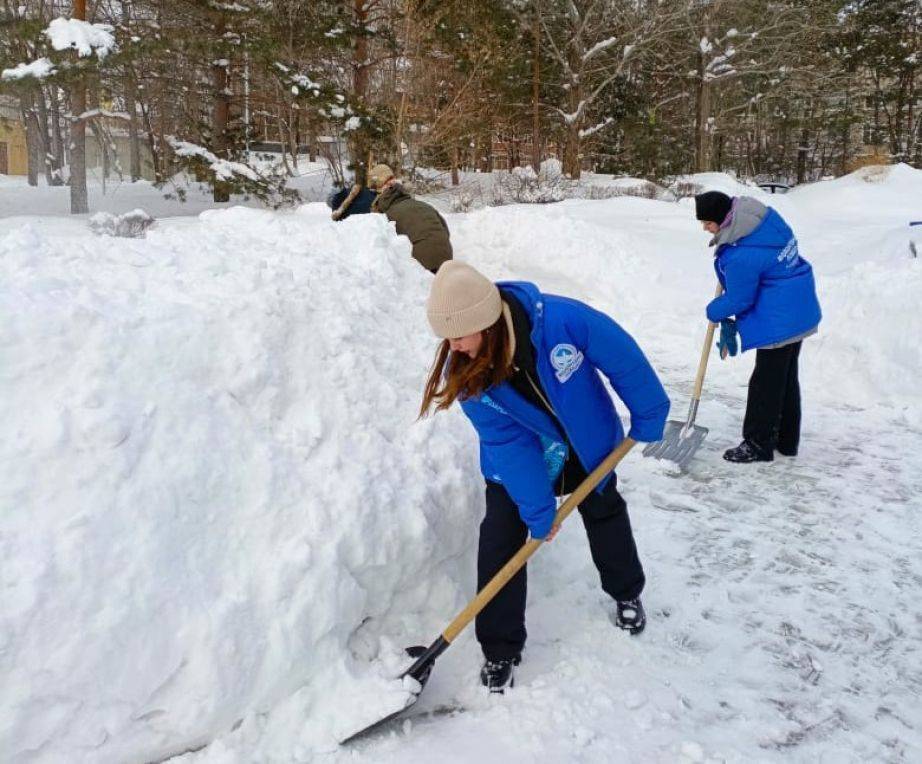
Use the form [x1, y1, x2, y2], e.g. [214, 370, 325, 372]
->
[743, 340, 802, 455]
[475, 478, 645, 661]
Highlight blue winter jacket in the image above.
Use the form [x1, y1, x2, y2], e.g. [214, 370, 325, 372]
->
[460, 281, 670, 539]
[706, 206, 822, 351]
[327, 185, 376, 219]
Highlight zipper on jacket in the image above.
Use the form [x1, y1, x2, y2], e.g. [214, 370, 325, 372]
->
[523, 367, 573, 497]
[523, 367, 555, 416]
[507, 293, 594, 494]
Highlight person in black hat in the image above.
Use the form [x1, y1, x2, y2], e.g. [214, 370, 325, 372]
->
[694, 190, 822, 463]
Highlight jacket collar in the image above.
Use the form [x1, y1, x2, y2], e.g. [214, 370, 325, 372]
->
[710, 196, 768, 248]
[372, 183, 408, 213]
[496, 280, 545, 350]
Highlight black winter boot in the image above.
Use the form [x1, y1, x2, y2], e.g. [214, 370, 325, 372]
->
[615, 598, 646, 635]
[480, 656, 520, 693]
[723, 439, 773, 463]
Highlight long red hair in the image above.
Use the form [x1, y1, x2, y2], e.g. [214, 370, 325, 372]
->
[420, 314, 512, 416]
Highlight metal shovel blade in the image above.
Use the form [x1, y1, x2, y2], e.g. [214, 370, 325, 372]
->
[338, 643, 437, 744]
[642, 419, 709, 470]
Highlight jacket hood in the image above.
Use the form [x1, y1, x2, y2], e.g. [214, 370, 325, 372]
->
[498, 280, 542, 320]
[710, 196, 767, 248]
[372, 183, 409, 213]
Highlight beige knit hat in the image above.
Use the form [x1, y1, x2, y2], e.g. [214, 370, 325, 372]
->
[367, 163, 395, 190]
[426, 261, 503, 339]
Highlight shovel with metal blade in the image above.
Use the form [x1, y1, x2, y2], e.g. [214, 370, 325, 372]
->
[643, 284, 723, 470]
[340, 437, 637, 744]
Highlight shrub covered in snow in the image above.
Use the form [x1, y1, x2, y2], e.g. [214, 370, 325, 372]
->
[491, 166, 576, 206]
[89, 209, 155, 238]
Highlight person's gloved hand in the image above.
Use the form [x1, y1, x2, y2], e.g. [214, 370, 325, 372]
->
[716, 318, 738, 359]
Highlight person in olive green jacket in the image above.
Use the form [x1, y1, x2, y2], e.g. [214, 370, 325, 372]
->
[368, 164, 453, 273]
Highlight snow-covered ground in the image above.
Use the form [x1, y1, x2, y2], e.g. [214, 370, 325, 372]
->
[0, 161, 335, 219]
[1, 165, 920, 763]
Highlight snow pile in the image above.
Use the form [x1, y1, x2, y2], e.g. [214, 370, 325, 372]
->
[46, 17, 116, 59]
[670, 170, 766, 199]
[810, 256, 922, 425]
[0, 207, 480, 762]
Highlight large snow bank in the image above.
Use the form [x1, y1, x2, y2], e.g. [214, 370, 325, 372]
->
[0, 207, 480, 762]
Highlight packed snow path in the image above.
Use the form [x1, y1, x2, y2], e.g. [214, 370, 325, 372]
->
[332, 400, 922, 763]
[2, 165, 920, 763]
[323, 183, 922, 763]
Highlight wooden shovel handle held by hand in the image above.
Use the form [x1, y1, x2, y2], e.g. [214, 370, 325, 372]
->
[441, 437, 637, 643]
[693, 282, 725, 400]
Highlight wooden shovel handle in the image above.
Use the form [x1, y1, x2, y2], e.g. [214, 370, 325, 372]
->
[691, 282, 724, 402]
[441, 437, 637, 644]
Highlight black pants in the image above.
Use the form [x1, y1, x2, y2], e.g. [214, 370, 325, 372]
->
[743, 340, 802, 456]
[475, 478, 645, 661]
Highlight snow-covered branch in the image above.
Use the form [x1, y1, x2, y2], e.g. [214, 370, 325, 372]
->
[46, 18, 116, 59]
[1, 58, 55, 81]
[583, 36, 618, 62]
[167, 138, 260, 182]
[579, 117, 614, 138]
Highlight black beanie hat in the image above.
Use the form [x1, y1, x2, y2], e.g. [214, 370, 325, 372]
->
[695, 191, 733, 224]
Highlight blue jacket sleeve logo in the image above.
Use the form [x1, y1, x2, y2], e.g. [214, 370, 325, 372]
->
[550, 343, 584, 383]
[777, 237, 800, 266]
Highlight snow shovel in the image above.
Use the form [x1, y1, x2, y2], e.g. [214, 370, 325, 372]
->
[642, 283, 723, 469]
[340, 436, 637, 744]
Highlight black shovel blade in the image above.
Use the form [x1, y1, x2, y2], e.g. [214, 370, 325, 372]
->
[338, 639, 446, 745]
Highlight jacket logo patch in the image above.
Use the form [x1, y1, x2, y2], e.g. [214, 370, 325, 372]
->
[550, 343, 584, 383]
[480, 394, 508, 415]
[778, 237, 800, 266]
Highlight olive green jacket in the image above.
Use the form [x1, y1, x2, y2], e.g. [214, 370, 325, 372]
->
[373, 184, 453, 273]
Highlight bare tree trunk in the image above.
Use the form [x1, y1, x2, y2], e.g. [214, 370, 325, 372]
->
[275, 88, 294, 177]
[564, 125, 579, 178]
[20, 91, 41, 186]
[796, 126, 810, 184]
[69, 0, 89, 214]
[695, 51, 711, 172]
[50, 87, 66, 184]
[212, 34, 231, 202]
[34, 89, 56, 184]
[451, 144, 459, 185]
[394, 5, 414, 166]
[139, 101, 160, 181]
[125, 74, 142, 181]
[531, 4, 542, 172]
[292, 107, 301, 171]
[119, 2, 142, 181]
[351, 0, 370, 184]
[839, 86, 851, 176]
[563, 27, 583, 180]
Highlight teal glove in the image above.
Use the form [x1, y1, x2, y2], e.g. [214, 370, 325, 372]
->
[716, 319, 738, 359]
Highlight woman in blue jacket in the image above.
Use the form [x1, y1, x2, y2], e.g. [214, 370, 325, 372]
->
[420, 261, 669, 692]
[695, 191, 822, 463]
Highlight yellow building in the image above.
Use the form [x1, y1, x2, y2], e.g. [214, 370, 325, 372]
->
[0, 103, 29, 176]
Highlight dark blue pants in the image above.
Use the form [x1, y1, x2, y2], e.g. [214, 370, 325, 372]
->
[475, 478, 645, 661]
